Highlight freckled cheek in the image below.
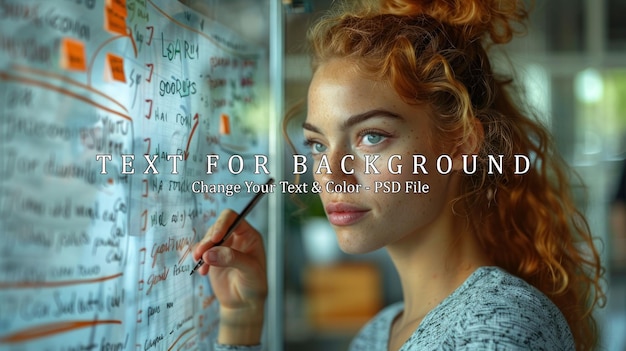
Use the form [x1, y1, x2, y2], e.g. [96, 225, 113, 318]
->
[354, 159, 415, 187]
[311, 171, 323, 183]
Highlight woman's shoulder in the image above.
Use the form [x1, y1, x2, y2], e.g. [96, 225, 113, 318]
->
[423, 266, 576, 350]
[458, 266, 568, 321]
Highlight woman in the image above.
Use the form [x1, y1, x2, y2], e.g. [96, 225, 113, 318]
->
[193, 0, 605, 349]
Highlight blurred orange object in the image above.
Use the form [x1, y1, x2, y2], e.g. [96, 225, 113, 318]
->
[304, 262, 383, 333]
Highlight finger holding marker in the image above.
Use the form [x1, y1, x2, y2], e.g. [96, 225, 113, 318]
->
[192, 209, 233, 267]
[191, 178, 273, 275]
[192, 208, 266, 276]
[192, 209, 268, 303]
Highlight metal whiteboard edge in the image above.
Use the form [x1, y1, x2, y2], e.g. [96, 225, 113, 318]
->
[267, 0, 285, 350]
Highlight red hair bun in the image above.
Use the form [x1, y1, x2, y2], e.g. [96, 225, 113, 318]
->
[380, 0, 529, 44]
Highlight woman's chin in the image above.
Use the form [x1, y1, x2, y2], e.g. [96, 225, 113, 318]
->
[335, 234, 382, 255]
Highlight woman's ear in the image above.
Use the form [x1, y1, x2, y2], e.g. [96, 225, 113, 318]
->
[450, 117, 484, 172]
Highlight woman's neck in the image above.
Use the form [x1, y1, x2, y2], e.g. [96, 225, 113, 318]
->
[385, 206, 492, 328]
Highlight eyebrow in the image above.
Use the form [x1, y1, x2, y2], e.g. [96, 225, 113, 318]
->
[302, 109, 403, 134]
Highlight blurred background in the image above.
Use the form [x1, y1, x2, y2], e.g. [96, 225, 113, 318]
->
[186, 0, 626, 349]
[4, 0, 622, 349]
[279, 0, 626, 350]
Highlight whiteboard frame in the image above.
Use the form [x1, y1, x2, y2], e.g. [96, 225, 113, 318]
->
[267, 1, 285, 350]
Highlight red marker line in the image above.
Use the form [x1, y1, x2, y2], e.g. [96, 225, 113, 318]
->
[0, 320, 122, 343]
[0, 272, 123, 289]
[0, 72, 133, 122]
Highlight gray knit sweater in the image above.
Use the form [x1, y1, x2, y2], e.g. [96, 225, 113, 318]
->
[216, 266, 575, 350]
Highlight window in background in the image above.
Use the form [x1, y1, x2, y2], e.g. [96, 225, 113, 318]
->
[608, 0, 626, 51]
[545, 0, 586, 52]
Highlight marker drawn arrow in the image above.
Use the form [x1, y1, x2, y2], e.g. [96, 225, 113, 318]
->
[184, 113, 199, 160]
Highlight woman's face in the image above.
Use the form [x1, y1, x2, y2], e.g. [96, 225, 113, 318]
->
[304, 58, 461, 254]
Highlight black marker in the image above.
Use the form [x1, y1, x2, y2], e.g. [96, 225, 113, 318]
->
[190, 178, 274, 275]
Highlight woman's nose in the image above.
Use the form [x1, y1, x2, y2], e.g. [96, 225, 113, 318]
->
[316, 149, 359, 185]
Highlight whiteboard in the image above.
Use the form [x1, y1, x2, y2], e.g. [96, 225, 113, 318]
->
[0, 0, 270, 350]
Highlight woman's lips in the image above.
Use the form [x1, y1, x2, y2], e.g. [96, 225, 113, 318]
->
[325, 202, 370, 226]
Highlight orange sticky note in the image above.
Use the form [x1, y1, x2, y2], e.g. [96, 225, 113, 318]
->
[105, 6, 127, 35]
[107, 0, 127, 18]
[61, 38, 87, 72]
[106, 53, 126, 82]
[220, 114, 231, 135]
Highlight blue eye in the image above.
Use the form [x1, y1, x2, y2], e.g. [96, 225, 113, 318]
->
[304, 139, 327, 154]
[313, 142, 327, 153]
[362, 132, 385, 146]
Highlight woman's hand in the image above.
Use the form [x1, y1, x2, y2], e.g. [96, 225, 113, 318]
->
[192, 209, 267, 345]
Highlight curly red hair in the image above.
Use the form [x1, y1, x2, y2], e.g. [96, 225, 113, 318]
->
[305, 0, 605, 349]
